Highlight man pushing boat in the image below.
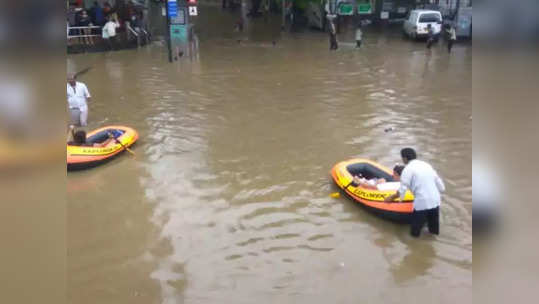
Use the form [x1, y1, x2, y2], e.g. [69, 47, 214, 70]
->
[385, 148, 445, 238]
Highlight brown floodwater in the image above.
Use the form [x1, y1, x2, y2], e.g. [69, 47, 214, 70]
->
[67, 5, 471, 304]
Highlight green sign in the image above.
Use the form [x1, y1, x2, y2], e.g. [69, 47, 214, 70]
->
[338, 4, 354, 16]
[358, 3, 372, 14]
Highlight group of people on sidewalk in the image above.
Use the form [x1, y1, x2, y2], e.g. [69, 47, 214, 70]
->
[67, 0, 146, 50]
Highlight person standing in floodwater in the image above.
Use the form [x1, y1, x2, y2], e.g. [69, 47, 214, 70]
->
[102, 15, 119, 51]
[235, 18, 244, 32]
[355, 24, 363, 48]
[385, 148, 445, 238]
[426, 24, 435, 49]
[67, 74, 91, 127]
[446, 25, 457, 53]
[263, 0, 270, 23]
[329, 21, 338, 50]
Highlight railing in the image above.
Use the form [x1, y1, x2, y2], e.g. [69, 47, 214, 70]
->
[67, 26, 102, 39]
[126, 23, 150, 47]
[67, 24, 150, 49]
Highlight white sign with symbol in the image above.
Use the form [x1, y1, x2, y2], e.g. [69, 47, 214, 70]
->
[189, 6, 198, 16]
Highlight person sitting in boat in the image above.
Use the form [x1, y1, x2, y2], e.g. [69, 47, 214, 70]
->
[68, 125, 92, 146]
[67, 125, 115, 147]
[353, 174, 386, 189]
[392, 165, 404, 181]
[376, 165, 405, 191]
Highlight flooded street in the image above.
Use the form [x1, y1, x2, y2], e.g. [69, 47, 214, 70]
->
[67, 6, 471, 304]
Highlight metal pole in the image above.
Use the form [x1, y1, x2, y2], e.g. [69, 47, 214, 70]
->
[165, 1, 173, 62]
[281, 0, 285, 30]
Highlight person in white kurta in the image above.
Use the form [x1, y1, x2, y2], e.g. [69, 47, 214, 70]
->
[67, 74, 91, 126]
[385, 148, 445, 237]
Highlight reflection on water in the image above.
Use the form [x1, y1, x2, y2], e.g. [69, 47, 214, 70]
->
[67, 5, 471, 304]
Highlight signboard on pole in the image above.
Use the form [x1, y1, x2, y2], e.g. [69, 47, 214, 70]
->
[189, 6, 198, 16]
[170, 6, 186, 25]
[338, 3, 354, 16]
[357, 0, 372, 15]
[170, 24, 188, 44]
[167, 0, 178, 18]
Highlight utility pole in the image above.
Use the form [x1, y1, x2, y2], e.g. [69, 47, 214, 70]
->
[281, 0, 286, 30]
[165, 0, 174, 62]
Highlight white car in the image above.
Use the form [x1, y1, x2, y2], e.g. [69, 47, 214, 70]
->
[403, 9, 443, 40]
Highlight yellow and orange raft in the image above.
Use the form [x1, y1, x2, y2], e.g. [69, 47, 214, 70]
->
[67, 125, 138, 171]
[331, 159, 414, 222]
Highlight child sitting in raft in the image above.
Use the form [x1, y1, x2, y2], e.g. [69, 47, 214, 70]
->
[376, 165, 404, 191]
[353, 174, 386, 189]
[67, 125, 116, 147]
[352, 165, 405, 191]
[67, 125, 92, 146]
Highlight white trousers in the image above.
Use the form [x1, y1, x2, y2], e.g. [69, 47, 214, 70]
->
[69, 106, 88, 127]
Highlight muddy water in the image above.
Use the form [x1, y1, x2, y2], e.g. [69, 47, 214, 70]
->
[67, 6, 471, 304]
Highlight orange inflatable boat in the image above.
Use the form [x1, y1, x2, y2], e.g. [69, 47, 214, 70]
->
[67, 125, 138, 171]
[331, 159, 414, 222]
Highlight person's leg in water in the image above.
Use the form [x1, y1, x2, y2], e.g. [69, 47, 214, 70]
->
[410, 209, 427, 237]
[110, 36, 118, 50]
[70, 108, 82, 126]
[104, 37, 112, 51]
[79, 106, 88, 127]
[426, 206, 440, 235]
[330, 33, 338, 50]
[447, 39, 454, 53]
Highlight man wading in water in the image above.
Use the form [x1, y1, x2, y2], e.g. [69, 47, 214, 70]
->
[426, 24, 435, 49]
[67, 73, 91, 127]
[355, 23, 363, 49]
[446, 24, 457, 53]
[329, 20, 338, 50]
[385, 148, 445, 238]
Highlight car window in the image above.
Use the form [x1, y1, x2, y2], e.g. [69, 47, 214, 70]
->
[418, 13, 440, 23]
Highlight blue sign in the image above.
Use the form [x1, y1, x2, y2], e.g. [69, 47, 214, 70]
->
[168, 0, 178, 18]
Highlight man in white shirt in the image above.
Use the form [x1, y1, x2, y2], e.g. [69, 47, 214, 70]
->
[385, 148, 445, 237]
[102, 16, 119, 51]
[67, 73, 91, 126]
